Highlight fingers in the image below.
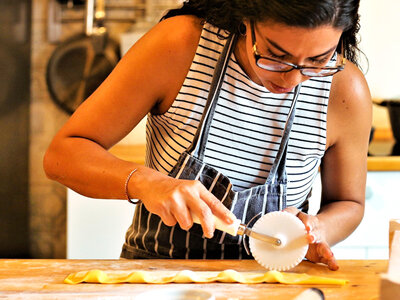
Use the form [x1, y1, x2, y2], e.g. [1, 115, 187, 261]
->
[316, 243, 339, 271]
[284, 207, 338, 271]
[159, 211, 177, 227]
[167, 180, 232, 239]
[283, 208, 320, 242]
[297, 214, 339, 270]
[171, 203, 193, 231]
[305, 241, 339, 271]
[198, 183, 236, 225]
[193, 181, 236, 238]
[283, 206, 301, 216]
[284, 208, 315, 242]
[155, 179, 235, 239]
[150, 189, 192, 230]
[182, 180, 236, 238]
[191, 202, 216, 238]
[283, 207, 314, 234]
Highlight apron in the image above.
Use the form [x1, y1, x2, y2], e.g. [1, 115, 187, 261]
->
[121, 34, 302, 260]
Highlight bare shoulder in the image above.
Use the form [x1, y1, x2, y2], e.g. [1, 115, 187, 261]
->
[121, 15, 204, 113]
[132, 15, 204, 54]
[55, 15, 204, 149]
[327, 61, 372, 148]
[330, 61, 371, 120]
[154, 14, 204, 39]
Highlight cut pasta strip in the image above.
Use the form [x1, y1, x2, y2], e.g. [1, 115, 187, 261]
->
[64, 269, 348, 285]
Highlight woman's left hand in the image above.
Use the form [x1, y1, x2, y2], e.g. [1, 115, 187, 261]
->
[284, 207, 339, 271]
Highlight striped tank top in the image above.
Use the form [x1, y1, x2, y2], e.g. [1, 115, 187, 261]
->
[121, 22, 333, 259]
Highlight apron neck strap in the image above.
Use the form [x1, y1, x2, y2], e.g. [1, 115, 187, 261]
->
[187, 33, 237, 159]
[266, 83, 302, 183]
[185, 30, 301, 184]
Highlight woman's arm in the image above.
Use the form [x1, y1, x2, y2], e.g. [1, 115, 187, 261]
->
[43, 15, 235, 237]
[286, 60, 372, 270]
[319, 60, 372, 245]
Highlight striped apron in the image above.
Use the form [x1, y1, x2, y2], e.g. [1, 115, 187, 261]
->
[121, 34, 302, 260]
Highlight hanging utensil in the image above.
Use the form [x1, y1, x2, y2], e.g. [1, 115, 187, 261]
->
[46, 0, 120, 114]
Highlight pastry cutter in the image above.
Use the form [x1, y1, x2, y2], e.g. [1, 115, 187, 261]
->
[192, 211, 308, 271]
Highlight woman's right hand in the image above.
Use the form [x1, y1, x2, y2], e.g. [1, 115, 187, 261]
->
[130, 169, 235, 238]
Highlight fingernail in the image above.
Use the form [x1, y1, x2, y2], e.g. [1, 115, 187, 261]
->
[226, 212, 236, 223]
[310, 233, 316, 243]
[225, 216, 234, 224]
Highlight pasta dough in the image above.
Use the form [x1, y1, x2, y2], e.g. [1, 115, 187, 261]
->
[64, 269, 348, 285]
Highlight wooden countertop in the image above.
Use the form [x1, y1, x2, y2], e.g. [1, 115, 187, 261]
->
[0, 259, 387, 299]
[367, 156, 400, 171]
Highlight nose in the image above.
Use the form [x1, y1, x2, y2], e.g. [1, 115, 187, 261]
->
[280, 70, 307, 87]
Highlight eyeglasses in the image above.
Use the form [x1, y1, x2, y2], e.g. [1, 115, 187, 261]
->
[250, 21, 346, 77]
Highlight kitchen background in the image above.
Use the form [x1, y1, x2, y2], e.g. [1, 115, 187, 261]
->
[1, 0, 399, 259]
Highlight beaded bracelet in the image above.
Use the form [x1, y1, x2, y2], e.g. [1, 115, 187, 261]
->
[125, 169, 141, 204]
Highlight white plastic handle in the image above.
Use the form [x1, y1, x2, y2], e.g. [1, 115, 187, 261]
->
[191, 213, 241, 236]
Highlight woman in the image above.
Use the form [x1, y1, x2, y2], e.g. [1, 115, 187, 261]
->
[44, 0, 371, 271]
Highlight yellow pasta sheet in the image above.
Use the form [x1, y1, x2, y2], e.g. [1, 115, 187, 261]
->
[64, 269, 348, 285]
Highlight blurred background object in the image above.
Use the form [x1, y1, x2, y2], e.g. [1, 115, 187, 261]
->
[0, 0, 31, 258]
[29, 0, 182, 259]
[46, 0, 121, 114]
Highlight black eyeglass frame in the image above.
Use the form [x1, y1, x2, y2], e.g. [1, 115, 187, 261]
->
[250, 20, 346, 77]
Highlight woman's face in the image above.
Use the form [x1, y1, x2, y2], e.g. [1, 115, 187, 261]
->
[244, 20, 343, 94]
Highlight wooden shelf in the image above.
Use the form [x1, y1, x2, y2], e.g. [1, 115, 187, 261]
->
[373, 127, 394, 141]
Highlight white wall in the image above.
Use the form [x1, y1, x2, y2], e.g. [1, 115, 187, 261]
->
[359, 0, 400, 99]
[67, 189, 135, 259]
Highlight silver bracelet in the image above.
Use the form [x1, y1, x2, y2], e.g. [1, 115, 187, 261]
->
[125, 169, 141, 204]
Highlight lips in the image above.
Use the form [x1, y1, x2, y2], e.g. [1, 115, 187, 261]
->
[269, 82, 294, 94]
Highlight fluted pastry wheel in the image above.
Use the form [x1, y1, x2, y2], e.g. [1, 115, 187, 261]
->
[249, 211, 309, 271]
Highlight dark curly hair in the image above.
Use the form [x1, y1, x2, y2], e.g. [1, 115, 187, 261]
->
[162, 0, 361, 66]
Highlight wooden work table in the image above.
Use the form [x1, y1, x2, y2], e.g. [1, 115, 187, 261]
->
[0, 259, 387, 299]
